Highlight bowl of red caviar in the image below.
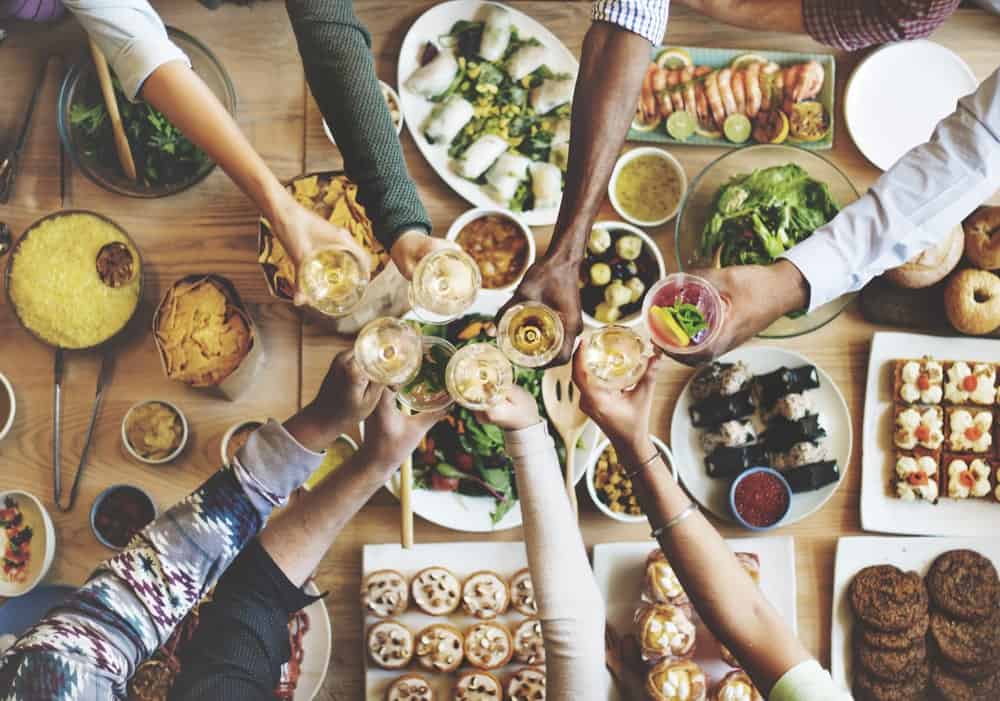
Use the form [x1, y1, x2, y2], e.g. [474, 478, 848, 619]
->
[0, 490, 56, 597]
[729, 467, 792, 531]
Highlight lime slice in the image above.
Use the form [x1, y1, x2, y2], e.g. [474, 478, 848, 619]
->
[632, 112, 662, 132]
[730, 53, 769, 71]
[723, 113, 752, 143]
[655, 47, 693, 70]
[666, 111, 696, 141]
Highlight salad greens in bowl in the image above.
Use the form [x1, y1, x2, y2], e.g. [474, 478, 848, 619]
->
[674, 144, 859, 338]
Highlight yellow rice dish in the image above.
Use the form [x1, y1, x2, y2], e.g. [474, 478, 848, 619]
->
[8, 213, 141, 349]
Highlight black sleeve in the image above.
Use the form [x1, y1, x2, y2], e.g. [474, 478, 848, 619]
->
[168, 538, 320, 701]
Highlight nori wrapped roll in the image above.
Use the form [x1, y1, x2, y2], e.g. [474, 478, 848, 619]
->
[689, 389, 756, 428]
[783, 460, 839, 493]
[755, 365, 820, 409]
[705, 443, 767, 478]
[762, 414, 826, 453]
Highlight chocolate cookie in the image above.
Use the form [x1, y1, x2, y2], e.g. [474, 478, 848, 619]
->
[854, 661, 929, 701]
[931, 609, 1000, 667]
[850, 565, 929, 632]
[926, 550, 1000, 622]
[930, 664, 1000, 701]
[862, 611, 930, 651]
[943, 656, 1000, 682]
[855, 633, 927, 681]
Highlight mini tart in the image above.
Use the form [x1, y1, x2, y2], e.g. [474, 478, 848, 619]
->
[893, 405, 944, 451]
[386, 673, 434, 701]
[945, 407, 993, 454]
[710, 670, 763, 701]
[415, 623, 465, 673]
[512, 618, 545, 665]
[894, 358, 944, 405]
[367, 620, 415, 670]
[411, 566, 462, 616]
[363, 569, 409, 618]
[894, 449, 940, 503]
[506, 666, 546, 701]
[509, 568, 538, 616]
[452, 670, 503, 700]
[944, 362, 997, 406]
[635, 603, 697, 662]
[945, 455, 992, 499]
[645, 659, 707, 701]
[463, 622, 514, 670]
[644, 549, 689, 606]
[462, 571, 510, 619]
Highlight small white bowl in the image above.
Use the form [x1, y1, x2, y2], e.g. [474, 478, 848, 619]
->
[121, 400, 189, 465]
[608, 146, 688, 227]
[446, 207, 537, 293]
[585, 435, 677, 524]
[581, 221, 667, 328]
[322, 80, 404, 146]
[0, 490, 56, 597]
[221, 418, 268, 467]
[0, 372, 15, 443]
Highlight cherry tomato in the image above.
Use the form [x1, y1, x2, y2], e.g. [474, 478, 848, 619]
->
[917, 373, 931, 391]
[915, 424, 931, 442]
[962, 375, 979, 392]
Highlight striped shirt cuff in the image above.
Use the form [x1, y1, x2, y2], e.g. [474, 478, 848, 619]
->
[591, 0, 669, 45]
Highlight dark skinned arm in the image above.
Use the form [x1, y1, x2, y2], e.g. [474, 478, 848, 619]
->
[673, 0, 805, 33]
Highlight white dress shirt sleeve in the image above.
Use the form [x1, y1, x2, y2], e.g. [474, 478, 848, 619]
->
[62, 0, 190, 100]
[782, 66, 1000, 312]
[592, 0, 670, 45]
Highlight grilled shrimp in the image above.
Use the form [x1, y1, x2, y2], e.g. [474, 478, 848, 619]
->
[694, 81, 711, 126]
[694, 65, 712, 78]
[671, 87, 686, 113]
[731, 69, 747, 116]
[652, 66, 669, 93]
[640, 63, 658, 119]
[744, 62, 763, 117]
[791, 60, 824, 102]
[657, 89, 674, 118]
[683, 80, 699, 117]
[717, 68, 738, 116]
[704, 71, 726, 127]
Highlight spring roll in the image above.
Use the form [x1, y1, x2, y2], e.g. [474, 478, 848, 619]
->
[530, 77, 574, 114]
[479, 5, 512, 62]
[549, 141, 569, 171]
[486, 152, 531, 204]
[505, 43, 547, 81]
[452, 134, 508, 180]
[530, 161, 562, 209]
[405, 49, 458, 99]
[551, 117, 571, 145]
[423, 95, 475, 145]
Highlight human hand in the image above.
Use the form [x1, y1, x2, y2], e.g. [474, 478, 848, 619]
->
[473, 386, 541, 432]
[359, 392, 448, 469]
[497, 256, 583, 366]
[390, 230, 456, 280]
[659, 261, 809, 366]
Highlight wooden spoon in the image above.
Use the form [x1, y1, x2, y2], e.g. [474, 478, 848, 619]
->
[399, 405, 414, 549]
[88, 38, 137, 181]
[541, 362, 588, 516]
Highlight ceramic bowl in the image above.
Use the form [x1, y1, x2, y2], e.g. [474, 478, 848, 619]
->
[0, 490, 56, 597]
[585, 435, 677, 524]
[729, 467, 793, 531]
[121, 400, 189, 465]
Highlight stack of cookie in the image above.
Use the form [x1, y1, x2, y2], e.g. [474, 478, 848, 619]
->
[850, 564, 930, 700]
[926, 550, 1000, 699]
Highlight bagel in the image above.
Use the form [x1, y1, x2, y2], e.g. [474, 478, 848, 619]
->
[964, 206, 1000, 270]
[885, 225, 964, 288]
[944, 268, 1000, 335]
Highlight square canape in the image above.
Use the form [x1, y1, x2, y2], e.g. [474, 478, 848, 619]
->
[943, 361, 998, 406]
[894, 405, 944, 451]
[942, 453, 992, 500]
[893, 358, 944, 405]
[893, 449, 940, 503]
[944, 406, 994, 455]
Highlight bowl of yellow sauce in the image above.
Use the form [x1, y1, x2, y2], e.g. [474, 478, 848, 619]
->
[608, 147, 688, 227]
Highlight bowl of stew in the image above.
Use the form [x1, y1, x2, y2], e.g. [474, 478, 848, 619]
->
[446, 208, 536, 293]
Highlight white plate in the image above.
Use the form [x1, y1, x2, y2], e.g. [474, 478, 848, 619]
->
[860, 331, 1000, 536]
[294, 582, 332, 701]
[845, 40, 977, 171]
[669, 346, 851, 526]
[830, 536, 1000, 692]
[396, 0, 578, 226]
[362, 542, 542, 700]
[389, 289, 600, 532]
[593, 537, 797, 699]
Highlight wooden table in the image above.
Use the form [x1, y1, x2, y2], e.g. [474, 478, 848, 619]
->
[1, 3, 998, 698]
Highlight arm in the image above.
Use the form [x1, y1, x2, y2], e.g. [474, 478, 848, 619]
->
[674, 0, 804, 33]
[285, 0, 448, 279]
[478, 390, 606, 699]
[504, 4, 665, 363]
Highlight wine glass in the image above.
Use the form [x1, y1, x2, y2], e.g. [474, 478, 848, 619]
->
[497, 301, 565, 368]
[397, 336, 457, 412]
[298, 246, 370, 317]
[445, 342, 514, 411]
[582, 325, 651, 389]
[408, 247, 482, 323]
[353, 317, 423, 387]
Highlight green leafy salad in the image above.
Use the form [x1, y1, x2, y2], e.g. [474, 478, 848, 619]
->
[701, 163, 840, 267]
[412, 315, 569, 525]
[70, 77, 211, 187]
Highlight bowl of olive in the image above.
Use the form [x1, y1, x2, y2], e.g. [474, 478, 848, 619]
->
[580, 221, 665, 328]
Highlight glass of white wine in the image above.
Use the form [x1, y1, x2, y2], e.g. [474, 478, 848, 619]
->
[581, 325, 651, 390]
[397, 336, 456, 413]
[408, 247, 482, 323]
[298, 246, 370, 317]
[353, 317, 423, 387]
[445, 342, 514, 411]
[498, 302, 565, 368]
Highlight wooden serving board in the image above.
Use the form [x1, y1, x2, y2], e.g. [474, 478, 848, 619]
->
[859, 277, 1000, 339]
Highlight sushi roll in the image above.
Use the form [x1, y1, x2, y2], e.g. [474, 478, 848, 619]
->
[761, 414, 826, 453]
[530, 77, 574, 114]
[769, 441, 828, 471]
[478, 5, 512, 62]
[405, 49, 459, 100]
[422, 95, 474, 145]
[755, 365, 820, 409]
[689, 389, 756, 428]
[452, 134, 509, 180]
[700, 419, 757, 453]
[530, 161, 562, 209]
[690, 361, 752, 402]
[506, 43, 548, 81]
[783, 460, 840, 493]
[762, 392, 813, 422]
[705, 443, 767, 478]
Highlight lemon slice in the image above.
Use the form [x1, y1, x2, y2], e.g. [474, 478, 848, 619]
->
[632, 111, 662, 132]
[723, 113, 752, 143]
[730, 53, 769, 71]
[694, 124, 722, 140]
[788, 101, 829, 142]
[752, 110, 789, 144]
[655, 47, 693, 70]
[303, 436, 357, 490]
[666, 111, 696, 141]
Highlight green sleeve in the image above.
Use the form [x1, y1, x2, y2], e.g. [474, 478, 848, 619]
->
[769, 660, 854, 701]
[285, 0, 432, 249]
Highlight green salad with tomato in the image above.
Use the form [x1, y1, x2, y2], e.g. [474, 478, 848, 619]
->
[412, 315, 569, 524]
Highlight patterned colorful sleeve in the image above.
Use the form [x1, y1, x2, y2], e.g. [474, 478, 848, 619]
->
[591, 0, 670, 45]
[0, 420, 323, 699]
[802, 0, 959, 51]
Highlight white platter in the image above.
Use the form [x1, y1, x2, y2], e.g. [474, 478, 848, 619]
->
[845, 40, 977, 171]
[860, 331, 1000, 536]
[830, 536, 1000, 692]
[389, 289, 600, 532]
[295, 582, 332, 701]
[669, 346, 852, 526]
[362, 542, 546, 700]
[592, 537, 797, 699]
[396, 0, 578, 225]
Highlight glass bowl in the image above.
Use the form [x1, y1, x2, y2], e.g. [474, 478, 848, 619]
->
[57, 27, 236, 198]
[674, 144, 860, 338]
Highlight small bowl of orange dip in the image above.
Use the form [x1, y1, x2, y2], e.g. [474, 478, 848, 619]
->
[447, 208, 536, 293]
